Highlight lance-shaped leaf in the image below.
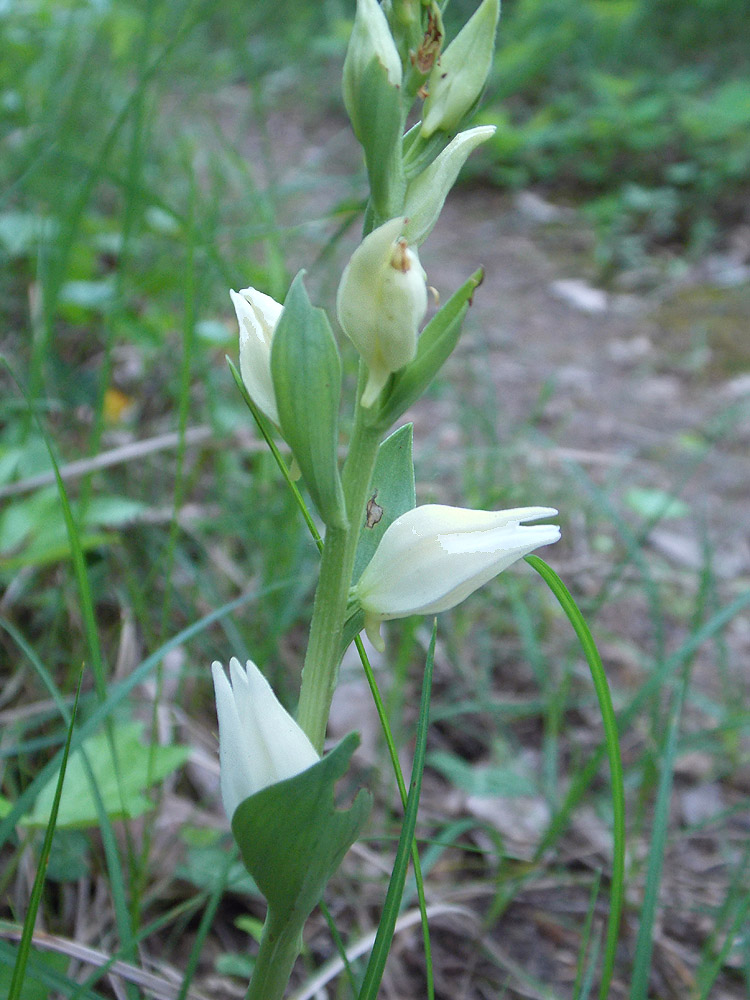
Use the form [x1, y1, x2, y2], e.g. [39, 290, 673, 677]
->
[271, 272, 347, 529]
[373, 268, 483, 429]
[232, 733, 370, 926]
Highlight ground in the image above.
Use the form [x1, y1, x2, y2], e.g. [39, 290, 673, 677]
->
[197, 91, 750, 998]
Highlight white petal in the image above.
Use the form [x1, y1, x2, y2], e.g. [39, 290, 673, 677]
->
[243, 661, 319, 784]
[231, 288, 281, 425]
[228, 657, 275, 789]
[211, 658, 320, 821]
[356, 505, 560, 618]
[212, 660, 256, 819]
[236, 287, 283, 341]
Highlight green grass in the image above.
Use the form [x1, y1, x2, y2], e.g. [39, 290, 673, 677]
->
[474, 0, 750, 272]
[2, 1, 750, 997]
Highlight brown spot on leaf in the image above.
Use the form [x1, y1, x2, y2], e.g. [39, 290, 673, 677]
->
[366, 492, 384, 529]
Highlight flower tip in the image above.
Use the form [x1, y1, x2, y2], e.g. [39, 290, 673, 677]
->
[364, 613, 386, 653]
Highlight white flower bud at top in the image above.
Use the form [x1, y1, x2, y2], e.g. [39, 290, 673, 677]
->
[355, 504, 561, 650]
[421, 0, 500, 139]
[337, 217, 428, 408]
[404, 125, 496, 245]
[211, 658, 319, 821]
[231, 286, 283, 425]
[343, 0, 403, 143]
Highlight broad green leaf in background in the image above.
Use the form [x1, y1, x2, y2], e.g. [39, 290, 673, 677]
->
[624, 487, 689, 520]
[23, 720, 189, 829]
[0, 948, 69, 1000]
[427, 749, 538, 798]
[0, 491, 148, 573]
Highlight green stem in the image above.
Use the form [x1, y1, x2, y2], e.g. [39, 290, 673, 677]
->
[297, 393, 382, 751]
[244, 915, 303, 1000]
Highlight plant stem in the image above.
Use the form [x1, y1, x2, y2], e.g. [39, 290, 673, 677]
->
[297, 394, 382, 752]
[244, 915, 303, 1000]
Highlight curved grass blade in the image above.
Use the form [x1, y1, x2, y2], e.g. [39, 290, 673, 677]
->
[357, 622, 436, 1000]
[525, 555, 625, 1000]
[8, 668, 83, 1000]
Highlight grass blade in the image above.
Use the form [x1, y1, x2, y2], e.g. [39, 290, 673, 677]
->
[8, 668, 84, 1000]
[525, 555, 625, 1000]
[357, 622, 436, 1000]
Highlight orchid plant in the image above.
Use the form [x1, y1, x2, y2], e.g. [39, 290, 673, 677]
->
[212, 1, 623, 998]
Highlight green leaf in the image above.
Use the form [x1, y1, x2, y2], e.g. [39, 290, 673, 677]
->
[0, 948, 69, 1000]
[624, 487, 689, 520]
[0, 212, 57, 259]
[82, 495, 148, 527]
[375, 269, 483, 429]
[427, 749, 537, 797]
[232, 733, 370, 927]
[354, 58, 404, 221]
[352, 423, 416, 583]
[9, 670, 83, 1000]
[271, 272, 347, 529]
[22, 720, 189, 829]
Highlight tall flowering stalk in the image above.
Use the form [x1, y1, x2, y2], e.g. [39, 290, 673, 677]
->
[211, 3, 567, 998]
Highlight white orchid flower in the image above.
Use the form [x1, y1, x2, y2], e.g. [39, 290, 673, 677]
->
[354, 505, 561, 650]
[230, 286, 283, 425]
[211, 657, 319, 821]
[336, 217, 428, 408]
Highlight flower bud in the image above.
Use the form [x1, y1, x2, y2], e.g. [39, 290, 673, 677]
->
[230, 286, 282, 425]
[404, 125, 496, 245]
[337, 217, 428, 408]
[343, 0, 402, 143]
[355, 504, 560, 650]
[211, 658, 319, 821]
[420, 0, 500, 139]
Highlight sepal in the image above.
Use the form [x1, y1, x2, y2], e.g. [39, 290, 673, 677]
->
[403, 127, 496, 246]
[271, 272, 347, 529]
[373, 268, 483, 429]
[420, 0, 499, 138]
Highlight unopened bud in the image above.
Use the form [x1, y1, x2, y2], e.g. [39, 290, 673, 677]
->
[336, 218, 428, 408]
[421, 0, 499, 138]
[343, 0, 402, 144]
[231, 286, 282, 425]
[212, 658, 319, 821]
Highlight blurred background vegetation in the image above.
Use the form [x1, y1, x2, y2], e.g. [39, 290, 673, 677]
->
[2, 0, 749, 996]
